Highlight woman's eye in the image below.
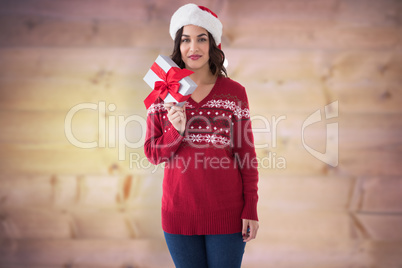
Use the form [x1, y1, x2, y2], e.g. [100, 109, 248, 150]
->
[199, 38, 207, 42]
[181, 39, 190, 43]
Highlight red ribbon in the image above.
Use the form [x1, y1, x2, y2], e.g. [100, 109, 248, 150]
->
[144, 62, 194, 109]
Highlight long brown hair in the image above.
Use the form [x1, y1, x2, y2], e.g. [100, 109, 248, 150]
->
[170, 27, 227, 77]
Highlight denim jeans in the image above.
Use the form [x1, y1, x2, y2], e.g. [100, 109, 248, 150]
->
[164, 231, 246, 268]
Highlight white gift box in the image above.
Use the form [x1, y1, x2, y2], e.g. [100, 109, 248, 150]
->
[143, 55, 197, 107]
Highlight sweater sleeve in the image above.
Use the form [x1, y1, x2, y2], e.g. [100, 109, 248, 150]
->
[232, 87, 259, 221]
[144, 103, 184, 165]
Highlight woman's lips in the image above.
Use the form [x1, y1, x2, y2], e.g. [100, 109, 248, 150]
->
[189, 55, 201, 60]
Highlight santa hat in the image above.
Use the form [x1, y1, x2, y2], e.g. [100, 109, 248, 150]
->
[169, 3, 223, 49]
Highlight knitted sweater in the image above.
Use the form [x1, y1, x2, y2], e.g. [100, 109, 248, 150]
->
[144, 76, 259, 235]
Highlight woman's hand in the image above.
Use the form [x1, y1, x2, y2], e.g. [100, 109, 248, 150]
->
[164, 102, 186, 136]
[242, 219, 259, 242]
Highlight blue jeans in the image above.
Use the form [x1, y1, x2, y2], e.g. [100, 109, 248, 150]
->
[164, 231, 246, 268]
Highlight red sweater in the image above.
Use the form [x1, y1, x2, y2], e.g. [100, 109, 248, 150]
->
[144, 76, 259, 235]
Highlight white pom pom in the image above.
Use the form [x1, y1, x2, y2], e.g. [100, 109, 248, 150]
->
[223, 57, 228, 68]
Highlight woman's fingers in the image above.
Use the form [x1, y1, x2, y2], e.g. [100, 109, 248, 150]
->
[168, 106, 183, 115]
[170, 106, 184, 113]
[168, 110, 184, 120]
[242, 219, 251, 242]
[164, 102, 183, 111]
[167, 105, 184, 120]
[163, 102, 187, 135]
[242, 219, 259, 242]
[164, 103, 186, 115]
[242, 219, 249, 238]
[163, 102, 176, 110]
[248, 224, 258, 241]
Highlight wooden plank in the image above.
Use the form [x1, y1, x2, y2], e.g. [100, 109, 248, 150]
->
[258, 175, 355, 211]
[1, 205, 165, 240]
[0, 15, 171, 48]
[255, 147, 402, 177]
[225, 0, 400, 50]
[224, 0, 339, 23]
[351, 176, 402, 213]
[339, 149, 402, 177]
[337, 113, 402, 150]
[244, 240, 402, 268]
[0, 110, 100, 144]
[245, 81, 328, 114]
[245, 80, 402, 115]
[329, 51, 402, 83]
[71, 210, 132, 239]
[0, 0, 206, 23]
[229, 25, 400, 50]
[232, 50, 402, 85]
[228, 49, 402, 82]
[0, 175, 53, 207]
[129, 207, 163, 240]
[327, 81, 402, 114]
[255, 147, 332, 175]
[76, 175, 120, 207]
[0, 109, 147, 145]
[50, 175, 78, 206]
[337, 0, 401, 27]
[257, 210, 352, 241]
[119, 174, 163, 208]
[0, 77, 148, 111]
[0, 265, 65, 268]
[244, 240, 367, 268]
[252, 112, 402, 174]
[0, 238, 172, 268]
[0, 144, 144, 175]
[362, 240, 402, 267]
[0, 208, 72, 239]
[0, 174, 162, 209]
[0, 48, 159, 80]
[226, 49, 324, 82]
[355, 213, 402, 241]
[0, 0, 151, 21]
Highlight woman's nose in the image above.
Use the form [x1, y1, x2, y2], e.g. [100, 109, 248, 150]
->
[190, 41, 198, 52]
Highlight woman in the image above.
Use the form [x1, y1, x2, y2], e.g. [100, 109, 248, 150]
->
[144, 4, 259, 268]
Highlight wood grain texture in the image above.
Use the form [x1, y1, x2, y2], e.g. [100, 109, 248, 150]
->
[0, 0, 401, 266]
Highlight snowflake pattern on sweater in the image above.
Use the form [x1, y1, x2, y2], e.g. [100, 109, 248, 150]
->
[202, 99, 250, 119]
[147, 96, 250, 149]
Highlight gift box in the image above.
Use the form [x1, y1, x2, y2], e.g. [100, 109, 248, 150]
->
[143, 55, 197, 109]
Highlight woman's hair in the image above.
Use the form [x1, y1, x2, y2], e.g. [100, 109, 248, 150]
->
[170, 27, 227, 77]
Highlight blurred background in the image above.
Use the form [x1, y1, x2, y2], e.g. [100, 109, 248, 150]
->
[0, 0, 401, 267]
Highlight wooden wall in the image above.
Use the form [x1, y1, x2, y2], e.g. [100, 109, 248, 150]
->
[0, 0, 401, 267]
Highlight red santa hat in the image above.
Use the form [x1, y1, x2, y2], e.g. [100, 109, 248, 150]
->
[169, 3, 223, 49]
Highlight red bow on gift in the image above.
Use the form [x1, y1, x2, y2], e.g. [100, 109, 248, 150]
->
[144, 62, 194, 109]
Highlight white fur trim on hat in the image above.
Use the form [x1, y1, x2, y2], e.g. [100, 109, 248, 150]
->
[170, 3, 222, 46]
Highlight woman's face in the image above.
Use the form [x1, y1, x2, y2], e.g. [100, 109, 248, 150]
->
[180, 25, 210, 73]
